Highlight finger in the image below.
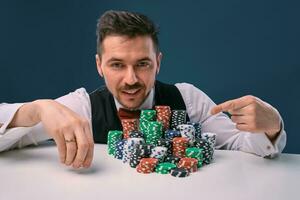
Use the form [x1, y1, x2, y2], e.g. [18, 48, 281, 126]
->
[211, 96, 255, 115]
[82, 123, 94, 168]
[72, 127, 89, 168]
[228, 108, 245, 115]
[236, 123, 251, 132]
[53, 135, 67, 164]
[64, 134, 77, 166]
[231, 115, 249, 124]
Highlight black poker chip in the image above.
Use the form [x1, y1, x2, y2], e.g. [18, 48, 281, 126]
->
[170, 110, 187, 129]
[170, 167, 190, 177]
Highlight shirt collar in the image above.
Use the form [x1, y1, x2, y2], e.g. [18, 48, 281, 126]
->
[114, 87, 155, 111]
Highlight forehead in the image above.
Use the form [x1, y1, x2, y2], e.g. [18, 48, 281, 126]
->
[101, 35, 156, 61]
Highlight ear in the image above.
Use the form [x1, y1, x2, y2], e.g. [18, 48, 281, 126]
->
[156, 52, 163, 75]
[95, 54, 104, 77]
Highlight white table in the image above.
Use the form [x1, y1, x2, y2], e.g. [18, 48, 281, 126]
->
[1, 143, 299, 200]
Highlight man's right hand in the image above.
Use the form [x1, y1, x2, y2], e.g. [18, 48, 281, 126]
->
[9, 99, 94, 168]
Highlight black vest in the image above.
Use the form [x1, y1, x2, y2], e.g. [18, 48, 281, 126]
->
[89, 81, 190, 144]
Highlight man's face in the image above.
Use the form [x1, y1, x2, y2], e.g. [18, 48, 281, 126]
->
[96, 35, 162, 110]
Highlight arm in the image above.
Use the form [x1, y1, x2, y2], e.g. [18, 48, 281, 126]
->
[175, 83, 287, 158]
[0, 88, 94, 168]
[7, 100, 42, 128]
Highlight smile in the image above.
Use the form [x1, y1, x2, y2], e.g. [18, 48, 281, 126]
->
[122, 88, 141, 95]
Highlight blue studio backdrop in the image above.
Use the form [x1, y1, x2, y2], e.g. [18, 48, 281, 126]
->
[0, 0, 299, 153]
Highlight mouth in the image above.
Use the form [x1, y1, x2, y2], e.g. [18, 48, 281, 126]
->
[121, 88, 141, 97]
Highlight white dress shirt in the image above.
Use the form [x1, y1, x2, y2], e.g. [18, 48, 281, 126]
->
[0, 82, 286, 157]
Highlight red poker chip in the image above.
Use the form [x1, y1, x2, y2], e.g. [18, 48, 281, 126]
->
[178, 158, 198, 172]
[121, 119, 139, 139]
[155, 106, 171, 130]
[173, 137, 189, 158]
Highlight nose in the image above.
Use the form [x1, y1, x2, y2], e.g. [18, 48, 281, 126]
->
[124, 66, 138, 85]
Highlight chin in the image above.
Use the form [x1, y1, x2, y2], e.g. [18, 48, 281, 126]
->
[121, 101, 142, 110]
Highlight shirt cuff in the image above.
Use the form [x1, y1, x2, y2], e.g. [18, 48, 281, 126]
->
[241, 120, 286, 158]
[0, 103, 25, 134]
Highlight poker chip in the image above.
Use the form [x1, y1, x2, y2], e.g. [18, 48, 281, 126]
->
[170, 110, 186, 129]
[130, 147, 146, 168]
[164, 129, 181, 141]
[202, 132, 217, 147]
[150, 146, 168, 162]
[164, 155, 181, 165]
[136, 143, 154, 157]
[107, 106, 216, 178]
[155, 162, 176, 174]
[172, 137, 189, 158]
[155, 106, 171, 131]
[107, 130, 123, 156]
[185, 147, 204, 168]
[122, 138, 144, 164]
[194, 138, 214, 164]
[136, 158, 158, 174]
[177, 124, 196, 145]
[170, 167, 190, 177]
[114, 139, 126, 160]
[140, 109, 156, 121]
[156, 138, 173, 154]
[129, 130, 144, 138]
[187, 122, 202, 139]
[144, 121, 163, 145]
[121, 119, 139, 139]
[178, 157, 198, 173]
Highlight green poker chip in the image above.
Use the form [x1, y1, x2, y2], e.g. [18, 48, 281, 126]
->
[107, 130, 123, 155]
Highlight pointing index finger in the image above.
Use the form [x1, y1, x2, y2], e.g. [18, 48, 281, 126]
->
[211, 96, 254, 115]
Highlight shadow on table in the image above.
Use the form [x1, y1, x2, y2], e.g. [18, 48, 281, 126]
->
[0, 141, 101, 175]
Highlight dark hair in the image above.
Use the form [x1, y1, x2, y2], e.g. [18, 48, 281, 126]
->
[96, 10, 160, 55]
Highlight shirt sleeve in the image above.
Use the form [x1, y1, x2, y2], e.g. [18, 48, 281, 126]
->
[0, 88, 92, 152]
[175, 82, 287, 158]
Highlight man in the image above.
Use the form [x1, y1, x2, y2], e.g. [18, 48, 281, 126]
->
[0, 10, 286, 169]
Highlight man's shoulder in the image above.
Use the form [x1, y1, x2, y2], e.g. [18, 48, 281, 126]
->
[174, 82, 210, 100]
[174, 82, 200, 93]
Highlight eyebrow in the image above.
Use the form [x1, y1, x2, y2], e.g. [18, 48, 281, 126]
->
[137, 57, 152, 62]
[106, 57, 152, 63]
[107, 57, 124, 63]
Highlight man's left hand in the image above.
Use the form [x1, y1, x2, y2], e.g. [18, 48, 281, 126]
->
[211, 95, 281, 141]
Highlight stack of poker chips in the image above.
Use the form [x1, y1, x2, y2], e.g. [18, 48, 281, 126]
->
[122, 138, 144, 164]
[107, 106, 216, 178]
[155, 162, 177, 174]
[170, 110, 187, 129]
[194, 138, 214, 164]
[177, 124, 196, 145]
[107, 130, 123, 155]
[157, 138, 173, 155]
[145, 121, 163, 145]
[164, 129, 181, 140]
[121, 119, 139, 139]
[186, 147, 204, 167]
[139, 109, 156, 140]
[114, 139, 126, 159]
[130, 146, 147, 168]
[136, 158, 159, 173]
[155, 105, 171, 131]
[177, 158, 198, 173]
[187, 122, 202, 139]
[150, 146, 168, 162]
[172, 137, 189, 158]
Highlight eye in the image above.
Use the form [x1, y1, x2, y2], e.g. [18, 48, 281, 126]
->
[136, 61, 150, 68]
[110, 62, 124, 69]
